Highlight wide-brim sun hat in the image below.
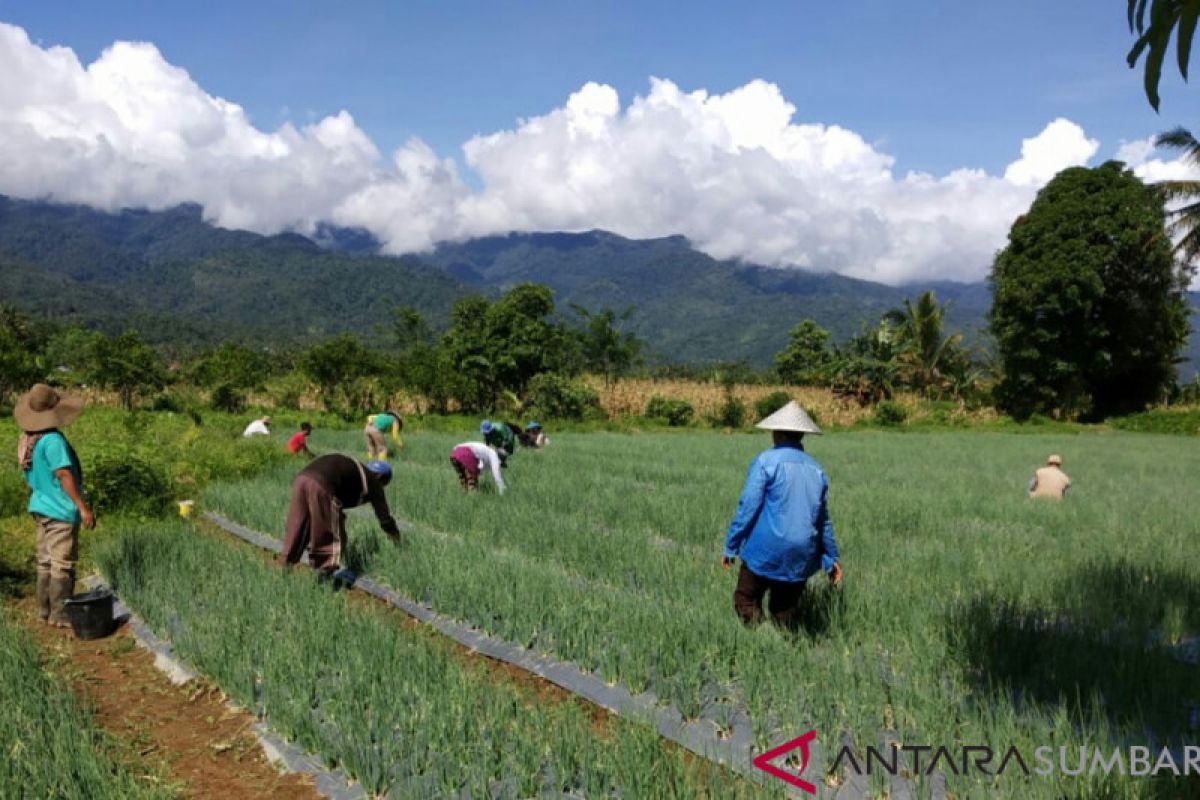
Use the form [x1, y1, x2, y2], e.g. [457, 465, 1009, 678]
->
[755, 400, 822, 435]
[14, 384, 83, 431]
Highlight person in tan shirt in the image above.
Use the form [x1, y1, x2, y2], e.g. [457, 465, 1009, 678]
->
[1029, 454, 1071, 499]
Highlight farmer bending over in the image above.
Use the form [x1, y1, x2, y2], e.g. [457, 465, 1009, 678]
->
[481, 419, 516, 464]
[722, 401, 842, 627]
[364, 409, 403, 460]
[449, 442, 506, 494]
[280, 454, 400, 575]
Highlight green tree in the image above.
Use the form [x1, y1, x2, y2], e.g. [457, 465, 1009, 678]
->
[188, 342, 275, 390]
[0, 304, 45, 405]
[829, 321, 901, 406]
[883, 291, 969, 397]
[1126, 0, 1200, 110]
[774, 320, 834, 385]
[571, 305, 644, 388]
[1150, 126, 1200, 263]
[441, 284, 579, 411]
[990, 161, 1193, 420]
[392, 307, 456, 414]
[90, 330, 167, 411]
[298, 334, 388, 418]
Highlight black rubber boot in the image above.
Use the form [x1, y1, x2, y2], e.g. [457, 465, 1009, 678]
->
[36, 571, 51, 622]
[47, 574, 75, 627]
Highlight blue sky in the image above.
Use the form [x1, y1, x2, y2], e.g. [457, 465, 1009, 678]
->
[2, 1, 1174, 176]
[0, 1, 1194, 284]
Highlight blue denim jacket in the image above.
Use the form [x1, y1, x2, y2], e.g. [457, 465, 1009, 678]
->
[723, 442, 839, 583]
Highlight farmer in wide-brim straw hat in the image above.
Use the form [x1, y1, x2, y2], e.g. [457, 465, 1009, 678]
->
[722, 401, 842, 627]
[14, 384, 95, 627]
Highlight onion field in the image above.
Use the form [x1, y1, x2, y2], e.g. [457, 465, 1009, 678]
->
[191, 428, 1200, 798]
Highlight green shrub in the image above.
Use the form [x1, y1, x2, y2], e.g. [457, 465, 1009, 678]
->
[645, 396, 694, 427]
[708, 393, 746, 428]
[754, 391, 793, 420]
[523, 373, 601, 421]
[85, 450, 173, 517]
[873, 400, 907, 427]
[209, 383, 246, 414]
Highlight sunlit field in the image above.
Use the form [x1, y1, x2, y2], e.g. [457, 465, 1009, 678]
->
[199, 428, 1199, 797]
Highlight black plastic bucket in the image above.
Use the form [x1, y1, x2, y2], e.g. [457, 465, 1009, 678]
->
[63, 589, 115, 640]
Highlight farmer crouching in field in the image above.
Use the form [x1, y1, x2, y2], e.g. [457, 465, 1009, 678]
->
[1028, 454, 1071, 500]
[15, 384, 96, 627]
[520, 421, 547, 448]
[364, 409, 403, 460]
[280, 454, 400, 576]
[449, 442, 506, 494]
[722, 401, 842, 627]
[287, 422, 315, 459]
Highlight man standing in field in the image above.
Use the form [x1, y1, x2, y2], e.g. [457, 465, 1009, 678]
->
[1028, 454, 1071, 499]
[280, 454, 400, 575]
[15, 384, 96, 627]
[449, 442, 506, 494]
[722, 401, 842, 627]
[364, 409, 403, 460]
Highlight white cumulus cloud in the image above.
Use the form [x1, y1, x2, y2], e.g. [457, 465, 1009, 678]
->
[0, 22, 1165, 285]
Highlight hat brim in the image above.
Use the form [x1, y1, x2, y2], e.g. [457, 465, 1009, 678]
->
[13, 391, 83, 431]
[754, 421, 822, 434]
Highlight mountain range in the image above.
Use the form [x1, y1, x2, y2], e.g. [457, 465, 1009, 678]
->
[0, 195, 1195, 378]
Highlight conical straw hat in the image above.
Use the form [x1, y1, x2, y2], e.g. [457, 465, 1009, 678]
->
[755, 400, 822, 434]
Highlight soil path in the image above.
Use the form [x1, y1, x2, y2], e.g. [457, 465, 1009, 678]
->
[9, 597, 321, 800]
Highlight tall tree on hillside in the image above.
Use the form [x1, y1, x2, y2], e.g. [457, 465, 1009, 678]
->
[774, 320, 834, 385]
[571, 305, 644, 388]
[0, 304, 44, 404]
[990, 161, 1193, 420]
[298, 334, 386, 418]
[442, 284, 579, 411]
[1151, 126, 1200, 262]
[89, 331, 166, 411]
[883, 291, 968, 397]
[1126, 1, 1200, 110]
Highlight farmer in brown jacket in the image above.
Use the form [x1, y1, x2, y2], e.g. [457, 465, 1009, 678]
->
[1028, 454, 1071, 500]
[280, 455, 400, 574]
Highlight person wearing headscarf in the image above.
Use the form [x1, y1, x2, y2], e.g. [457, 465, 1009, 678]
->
[722, 401, 842, 627]
[15, 384, 95, 627]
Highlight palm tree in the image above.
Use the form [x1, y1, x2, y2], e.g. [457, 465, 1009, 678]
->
[883, 291, 965, 396]
[1152, 126, 1200, 264]
[1127, 1, 1200, 110]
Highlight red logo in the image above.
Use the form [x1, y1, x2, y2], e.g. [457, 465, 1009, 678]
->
[752, 730, 818, 794]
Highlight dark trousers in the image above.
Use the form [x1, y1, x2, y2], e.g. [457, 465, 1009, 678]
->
[733, 563, 805, 627]
[280, 474, 345, 573]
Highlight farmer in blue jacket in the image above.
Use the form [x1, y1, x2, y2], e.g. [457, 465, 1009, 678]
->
[722, 401, 842, 626]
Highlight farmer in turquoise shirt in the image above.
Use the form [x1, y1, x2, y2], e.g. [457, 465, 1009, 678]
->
[15, 384, 96, 627]
[722, 401, 842, 626]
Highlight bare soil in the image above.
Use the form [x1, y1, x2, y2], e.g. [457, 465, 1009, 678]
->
[10, 597, 321, 800]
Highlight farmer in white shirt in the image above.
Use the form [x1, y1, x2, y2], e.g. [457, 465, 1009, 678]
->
[449, 442, 506, 494]
[242, 416, 271, 437]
